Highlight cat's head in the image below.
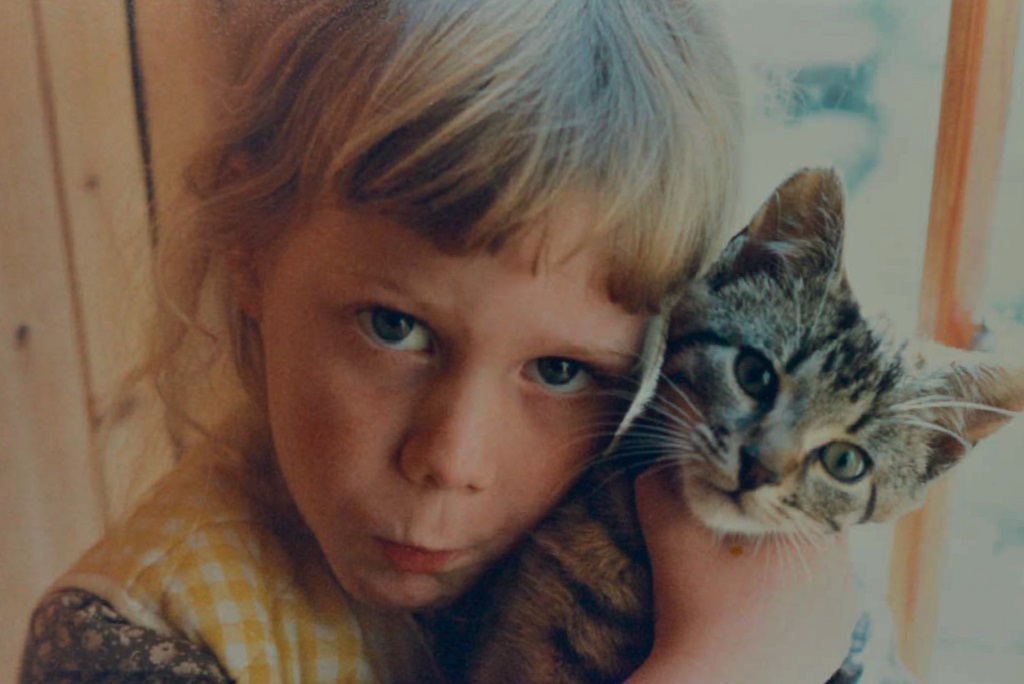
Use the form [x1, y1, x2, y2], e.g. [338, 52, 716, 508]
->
[659, 167, 1024, 536]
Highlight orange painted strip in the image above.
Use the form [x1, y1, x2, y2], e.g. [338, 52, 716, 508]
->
[888, 0, 1022, 680]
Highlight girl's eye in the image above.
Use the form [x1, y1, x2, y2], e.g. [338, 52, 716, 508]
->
[358, 308, 432, 352]
[818, 442, 872, 483]
[734, 349, 778, 402]
[527, 357, 593, 394]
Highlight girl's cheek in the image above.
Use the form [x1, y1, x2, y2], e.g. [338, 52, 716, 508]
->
[524, 393, 621, 464]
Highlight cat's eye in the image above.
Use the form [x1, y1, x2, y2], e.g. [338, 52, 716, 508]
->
[734, 349, 778, 402]
[526, 357, 593, 394]
[818, 442, 871, 483]
[358, 307, 432, 352]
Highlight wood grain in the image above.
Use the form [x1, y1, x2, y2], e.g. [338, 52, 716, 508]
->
[134, 0, 235, 230]
[0, 0, 105, 677]
[34, 0, 162, 520]
[888, 0, 1022, 680]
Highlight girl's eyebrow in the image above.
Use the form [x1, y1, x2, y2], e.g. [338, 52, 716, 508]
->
[557, 343, 639, 375]
[324, 268, 438, 310]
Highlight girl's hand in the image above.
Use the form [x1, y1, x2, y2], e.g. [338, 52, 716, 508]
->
[628, 468, 858, 684]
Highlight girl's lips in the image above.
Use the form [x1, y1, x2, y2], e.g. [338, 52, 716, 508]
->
[377, 539, 463, 574]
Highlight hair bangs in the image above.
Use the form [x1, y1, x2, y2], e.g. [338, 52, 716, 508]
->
[335, 0, 741, 312]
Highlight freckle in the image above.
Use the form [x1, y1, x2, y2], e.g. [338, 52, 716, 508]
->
[84, 174, 100, 191]
[15, 324, 30, 348]
[729, 545, 744, 556]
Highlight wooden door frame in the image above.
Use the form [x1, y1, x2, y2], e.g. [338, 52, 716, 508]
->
[888, 0, 1022, 680]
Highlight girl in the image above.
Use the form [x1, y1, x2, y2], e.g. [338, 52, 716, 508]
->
[21, 1, 860, 681]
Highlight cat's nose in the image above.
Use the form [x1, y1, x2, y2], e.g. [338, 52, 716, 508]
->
[738, 445, 780, 490]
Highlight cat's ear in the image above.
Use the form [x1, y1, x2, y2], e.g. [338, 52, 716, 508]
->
[710, 167, 846, 288]
[919, 345, 1024, 479]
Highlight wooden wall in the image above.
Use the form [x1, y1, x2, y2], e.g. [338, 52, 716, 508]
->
[2, 1, 138, 676]
[0, 1, 233, 677]
[0, 1, 1018, 682]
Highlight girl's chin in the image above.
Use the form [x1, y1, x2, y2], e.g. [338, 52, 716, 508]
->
[347, 571, 469, 611]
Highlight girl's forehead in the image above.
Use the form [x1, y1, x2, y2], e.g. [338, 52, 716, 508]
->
[495, 191, 614, 278]
[305, 194, 615, 294]
[309, 189, 619, 297]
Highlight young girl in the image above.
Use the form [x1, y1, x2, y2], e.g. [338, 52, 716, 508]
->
[21, 1, 862, 681]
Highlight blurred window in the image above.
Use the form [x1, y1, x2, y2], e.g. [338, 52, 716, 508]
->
[718, 3, 1023, 682]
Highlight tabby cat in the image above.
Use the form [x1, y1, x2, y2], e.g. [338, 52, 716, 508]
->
[433, 167, 1024, 684]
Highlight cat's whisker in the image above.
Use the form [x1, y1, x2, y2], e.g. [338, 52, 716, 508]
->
[886, 416, 973, 452]
[586, 452, 693, 492]
[798, 508, 830, 544]
[887, 400, 1023, 418]
[782, 528, 816, 581]
[584, 458, 684, 496]
[631, 413, 701, 445]
[633, 428, 700, 454]
[759, 524, 800, 578]
[556, 425, 638, 460]
[657, 375, 704, 421]
[643, 459, 689, 480]
[645, 368, 705, 422]
[791, 535, 814, 581]
[596, 445, 696, 473]
[740, 505, 810, 579]
[621, 423, 700, 448]
[553, 430, 674, 492]
[609, 418, 701, 445]
[629, 422, 700, 444]
[772, 533, 799, 579]
[601, 446, 696, 469]
[641, 453, 698, 472]
[643, 387, 708, 423]
[886, 393, 959, 410]
[771, 503, 831, 580]
[562, 423, 627, 446]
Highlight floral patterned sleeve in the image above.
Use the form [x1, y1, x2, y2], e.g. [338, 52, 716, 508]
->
[22, 591, 913, 684]
[20, 589, 231, 683]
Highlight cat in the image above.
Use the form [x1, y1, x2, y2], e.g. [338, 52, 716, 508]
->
[428, 167, 1024, 684]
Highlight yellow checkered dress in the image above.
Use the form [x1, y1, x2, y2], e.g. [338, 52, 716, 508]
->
[54, 450, 376, 683]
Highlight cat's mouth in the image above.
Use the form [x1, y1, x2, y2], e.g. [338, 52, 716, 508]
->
[682, 469, 743, 511]
[683, 474, 787, 535]
[680, 474, 755, 534]
[706, 480, 746, 512]
[683, 439, 740, 492]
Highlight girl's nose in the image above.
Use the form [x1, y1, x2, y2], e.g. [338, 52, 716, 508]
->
[398, 372, 499, 492]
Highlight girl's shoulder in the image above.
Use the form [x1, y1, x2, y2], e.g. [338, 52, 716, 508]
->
[38, 451, 375, 683]
[20, 588, 230, 683]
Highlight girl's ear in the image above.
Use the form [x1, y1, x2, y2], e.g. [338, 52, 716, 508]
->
[918, 344, 1024, 479]
[228, 244, 265, 321]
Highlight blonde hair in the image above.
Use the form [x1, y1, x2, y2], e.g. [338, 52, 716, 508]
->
[147, 0, 742, 462]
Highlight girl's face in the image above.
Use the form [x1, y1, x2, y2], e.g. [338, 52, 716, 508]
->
[242, 198, 647, 609]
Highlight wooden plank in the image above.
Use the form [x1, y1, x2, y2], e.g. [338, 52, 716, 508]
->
[135, 0, 287, 222]
[135, 0, 235, 229]
[0, 0, 106, 678]
[34, 0, 166, 519]
[130, 1, 284, 450]
[916, 0, 1022, 345]
[888, 0, 1022, 680]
